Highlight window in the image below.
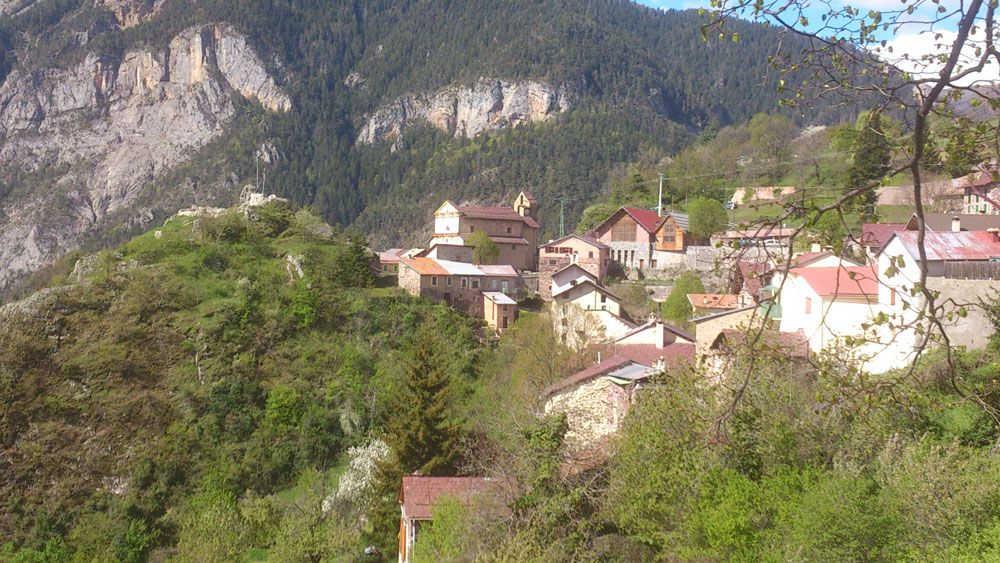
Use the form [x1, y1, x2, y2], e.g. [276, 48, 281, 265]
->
[431, 276, 438, 286]
[549, 259, 558, 265]
[510, 245, 516, 250]
[472, 279, 480, 289]
[461, 278, 468, 288]
[501, 316, 509, 329]
[804, 297, 812, 314]
[611, 219, 637, 241]
[600, 294, 607, 304]
[447, 277, 452, 286]
[506, 226, 512, 234]
[651, 259, 657, 268]
[492, 279, 498, 289]
[588, 251, 594, 258]
[469, 225, 475, 232]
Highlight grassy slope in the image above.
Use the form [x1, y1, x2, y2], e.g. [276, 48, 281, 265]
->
[0, 203, 479, 555]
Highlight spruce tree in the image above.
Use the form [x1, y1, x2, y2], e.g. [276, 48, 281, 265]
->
[847, 111, 892, 220]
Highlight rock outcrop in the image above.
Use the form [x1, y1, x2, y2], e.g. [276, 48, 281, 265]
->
[357, 78, 574, 144]
[99, 0, 166, 28]
[0, 23, 290, 293]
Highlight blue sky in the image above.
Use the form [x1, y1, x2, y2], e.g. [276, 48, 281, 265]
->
[634, 0, 999, 82]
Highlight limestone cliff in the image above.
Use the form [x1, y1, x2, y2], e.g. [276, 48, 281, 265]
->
[0, 23, 290, 293]
[357, 78, 574, 144]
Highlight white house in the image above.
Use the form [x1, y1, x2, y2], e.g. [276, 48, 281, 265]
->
[552, 280, 636, 349]
[878, 230, 1000, 352]
[550, 263, 598, 297]
[776, 264, 904, 372]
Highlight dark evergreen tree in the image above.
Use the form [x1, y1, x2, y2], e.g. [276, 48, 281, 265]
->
[847, 111, 892, 220]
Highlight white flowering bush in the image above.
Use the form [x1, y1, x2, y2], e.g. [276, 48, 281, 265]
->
[323, 439, 390, 514]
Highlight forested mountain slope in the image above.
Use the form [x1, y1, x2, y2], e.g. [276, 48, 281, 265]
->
[0, 0, 866, 297]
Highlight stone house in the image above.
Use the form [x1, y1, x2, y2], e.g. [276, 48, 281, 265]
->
[377, 248, 404, 275]
[398, 476, 495, 563]
[483, 291, 518, 333]
[704, 328, 810, 384]
[431, 191, 540, 271]
[590, 206, 690, 273]
[542, 324, 694, 472]
[692, 305, 758, 360]
[537, 234, 610, 300]
[397, 257, 521, 318]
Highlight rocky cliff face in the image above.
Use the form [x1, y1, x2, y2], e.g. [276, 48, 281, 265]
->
[357, 78, 574, 144]
[0, 23, 290, 293]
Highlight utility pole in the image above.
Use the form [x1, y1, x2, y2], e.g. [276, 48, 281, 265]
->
[559, 197, 566, 238]
[657, 173, 664, 217]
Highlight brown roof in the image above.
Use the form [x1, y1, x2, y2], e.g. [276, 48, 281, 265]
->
[488, 236, 530, 245]
[378, 248, 405, 263]
[614, 342, 695, 368]
[400, 476, 493, 520]
[738, 261, 770, 296]
[400, 257, 449, 276]
[458, 205, 540, 228]
[541, 233, 610, 250]
[714, 329, 810, 358]
[542, 356, 635, 397]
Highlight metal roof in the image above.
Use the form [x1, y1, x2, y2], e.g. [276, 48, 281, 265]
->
[890, 230, 1000, 261]
[482, 291, 517, 305]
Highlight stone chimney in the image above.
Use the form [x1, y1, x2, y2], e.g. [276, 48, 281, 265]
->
[952, 216, 961, 232]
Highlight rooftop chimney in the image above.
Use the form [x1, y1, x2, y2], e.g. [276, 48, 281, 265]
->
[952, 216, 961, 232]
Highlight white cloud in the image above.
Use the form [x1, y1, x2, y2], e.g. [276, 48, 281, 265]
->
[878, 28, 1000, 86]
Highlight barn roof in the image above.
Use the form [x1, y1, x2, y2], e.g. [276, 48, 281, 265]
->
[889, 230, 1000, 261]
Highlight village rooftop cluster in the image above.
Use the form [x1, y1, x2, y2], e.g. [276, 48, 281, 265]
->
[378, 185, 1000, 562]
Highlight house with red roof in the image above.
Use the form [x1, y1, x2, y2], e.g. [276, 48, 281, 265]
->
[590, 206, 691, 272]
[431, 191, 540, 271]
[777, 264, 882, 362]
[398, 475, 496, 563]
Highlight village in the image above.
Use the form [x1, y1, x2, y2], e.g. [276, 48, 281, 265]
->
[378, 172, 1000, 561]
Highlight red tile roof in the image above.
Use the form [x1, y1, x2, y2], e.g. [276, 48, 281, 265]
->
[687, 293, 742, 309]
[861, 223, 907, 250]
[400, 257, 450, 276]
[891, 230, 1000, 261]
[622, 206, 666, 233]
[790, 265, 878, 298]
[458, 205, 540, 228]
[400, 476, 493, 520]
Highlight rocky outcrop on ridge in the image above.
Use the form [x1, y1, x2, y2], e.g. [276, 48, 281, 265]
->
[0, 23, 290, 294]
[357, 78, 574, 144]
